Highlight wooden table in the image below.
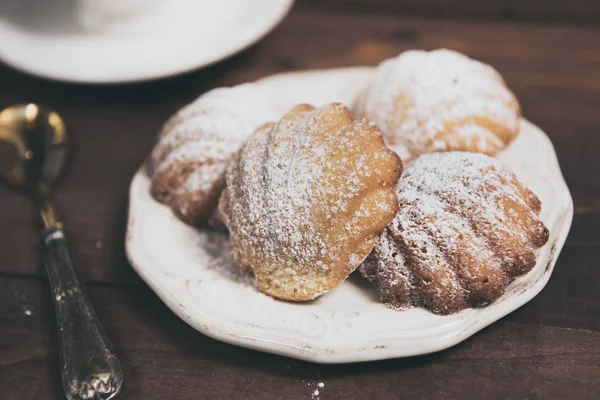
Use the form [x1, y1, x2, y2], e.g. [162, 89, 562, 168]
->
[1, 2, 599, 399]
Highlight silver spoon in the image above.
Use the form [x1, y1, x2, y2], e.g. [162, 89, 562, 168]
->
[0, 104, 124, 400]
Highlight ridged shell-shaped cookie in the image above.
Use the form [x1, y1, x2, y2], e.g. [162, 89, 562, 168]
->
[354, 49, 521, 162]
[360, 152, 549, 315]
[148, 84, 279, 226]
[219, 103, 403, 300]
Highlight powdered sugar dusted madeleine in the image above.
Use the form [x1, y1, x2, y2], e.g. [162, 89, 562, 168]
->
[353, 49, 521, 162]
[219, 103, 403, 300]
[360, 152, 549, 315]
[148, 84, 279, 226]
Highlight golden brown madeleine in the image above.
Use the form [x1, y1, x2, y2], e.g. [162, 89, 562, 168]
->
[148, 84, 278, 226]
[360, 152, 549, 315]
[219, 103, 403, 300]
[354, 49, 521, 162]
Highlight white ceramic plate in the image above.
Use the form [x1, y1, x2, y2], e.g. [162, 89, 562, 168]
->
[0, 0, 293, 83]
[126, 68, 573, 363]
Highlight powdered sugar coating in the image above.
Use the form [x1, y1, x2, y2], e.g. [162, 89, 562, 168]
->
[149, 83, 280, 225]
[360, 152, 549, 315]
[353, 49, 521, 161]
[219, 103, 402, 301]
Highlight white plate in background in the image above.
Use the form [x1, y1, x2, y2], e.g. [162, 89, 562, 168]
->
[125, 68, 573, 363]
[0, 0, 294, 83]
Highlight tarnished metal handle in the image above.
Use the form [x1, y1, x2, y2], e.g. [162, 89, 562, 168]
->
[42, 228, 123, 400]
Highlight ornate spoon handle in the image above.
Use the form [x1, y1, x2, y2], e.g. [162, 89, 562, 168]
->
[43, 228, 124, 400]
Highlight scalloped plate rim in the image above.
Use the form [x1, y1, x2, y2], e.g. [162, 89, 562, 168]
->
[125, 67, 573, 364]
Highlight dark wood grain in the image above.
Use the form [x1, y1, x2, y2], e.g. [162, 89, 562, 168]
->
[300, 0, 600, 24]
[1, 277, 599, 400]
[1, 3, 599, 399]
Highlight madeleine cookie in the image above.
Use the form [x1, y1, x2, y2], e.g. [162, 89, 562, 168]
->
[360, 152, 549, 315]
[148, 84, 278, 226]
[219, 103, 403, 300]
[354, 49, 521, 161]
